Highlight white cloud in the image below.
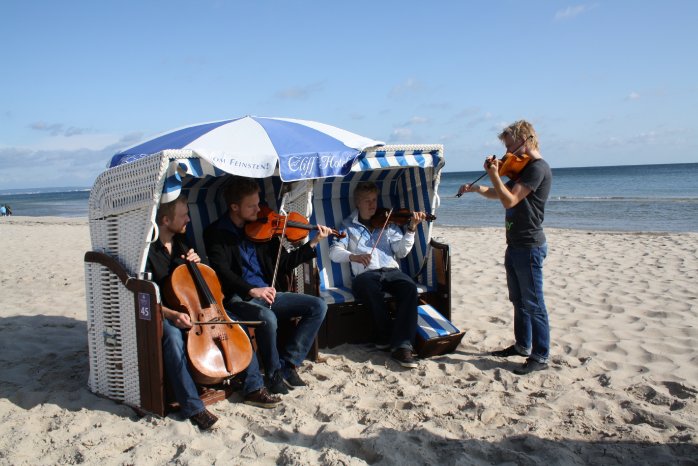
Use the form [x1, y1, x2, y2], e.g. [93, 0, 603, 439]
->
[0, 133, 143, 189]
[554, 4, 596, 21]
[274, 81, 325, 100]
[26, 133, 125, 152]
[0, 145, 112, 189]
[466, 112, 495, 128]
[404, 116, 429, 126]
[389, 127, 413, 142]
[598, 127, 688, 147]
[626, 91, 641, 101]
[389, 78, 423, 97]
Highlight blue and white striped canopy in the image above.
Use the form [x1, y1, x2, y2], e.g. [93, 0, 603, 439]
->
[110, 116, 384, 181]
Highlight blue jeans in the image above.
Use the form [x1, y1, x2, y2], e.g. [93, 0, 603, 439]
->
[351, 268, 418, 350]
[504, 244, 550, 363]
[162, 318, 204, 418]
[226, 292, 327, 375]
[162, 318, 266, 418]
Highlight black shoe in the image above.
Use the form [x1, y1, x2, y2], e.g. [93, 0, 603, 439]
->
[513, 358, 549, 375]
[374, 342, 391, 351]
[266, 370, 290, 395]
[282, 366, 307, 389]
[391, 348, 418, 369]
[491, 345, 528, 358]
[189, 408, 218, 431]
[244, 387, 282, 409]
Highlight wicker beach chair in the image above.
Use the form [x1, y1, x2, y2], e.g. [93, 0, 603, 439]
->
[84, 145, 455, 416]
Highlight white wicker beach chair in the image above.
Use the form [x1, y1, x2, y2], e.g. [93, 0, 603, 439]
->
[84, 145, 453, 415]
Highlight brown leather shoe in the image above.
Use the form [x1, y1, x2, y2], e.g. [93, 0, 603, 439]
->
[189, 408, 218, 431]
[391, 348, 418, 369]
[244, 387, 282, 409]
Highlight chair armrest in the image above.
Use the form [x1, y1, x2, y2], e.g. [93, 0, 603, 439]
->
[84, 250, 159, 297]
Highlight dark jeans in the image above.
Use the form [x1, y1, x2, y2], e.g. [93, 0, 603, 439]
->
[162, 317, 265, 418]
[351, 268, 418, 350]
[505, 244, 550, 363]
[226, 292, 327, 375]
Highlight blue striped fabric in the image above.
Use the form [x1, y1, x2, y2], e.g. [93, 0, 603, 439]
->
[110, 119, 238, 167]
[417, 304, 460, 339]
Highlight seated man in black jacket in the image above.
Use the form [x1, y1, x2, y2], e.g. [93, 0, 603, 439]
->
[148, 194, 281, 430]
[204, 177, 331, 394]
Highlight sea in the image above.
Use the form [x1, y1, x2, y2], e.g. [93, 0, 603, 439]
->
[1, 163, 697, 232]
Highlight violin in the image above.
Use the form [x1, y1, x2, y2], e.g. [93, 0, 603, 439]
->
[370, 207, 436, 229]
[494, 152, 533, 179]
[163, 243, 255, 385]
[456, 136, 533, 197]
[245, 205, 346, 243]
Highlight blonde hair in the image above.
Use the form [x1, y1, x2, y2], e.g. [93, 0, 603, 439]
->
[353, 181, 379, 203]
[498, 120, 539, 151]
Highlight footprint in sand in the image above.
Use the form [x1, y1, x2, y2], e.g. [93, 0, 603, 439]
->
[663, 381, 698, 400]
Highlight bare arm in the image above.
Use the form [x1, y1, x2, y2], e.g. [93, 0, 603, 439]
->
[487, 160, 531, 209]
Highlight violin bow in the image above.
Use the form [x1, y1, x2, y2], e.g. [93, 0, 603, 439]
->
[268, 195, 290, 307]
[191, 319, 265, 327]
[369, 207, 393, 259]
[456, 136, 531, 197]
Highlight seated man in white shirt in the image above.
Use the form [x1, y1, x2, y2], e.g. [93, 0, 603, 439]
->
[329, 181, 427, 368]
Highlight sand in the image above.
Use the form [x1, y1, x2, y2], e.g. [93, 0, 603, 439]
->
[0, 216, 696, 465]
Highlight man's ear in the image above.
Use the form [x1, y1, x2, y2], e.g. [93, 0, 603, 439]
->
[230, 203, 239, 213]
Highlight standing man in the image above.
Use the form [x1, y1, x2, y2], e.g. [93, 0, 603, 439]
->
[204, 177, 331, 394]
[147, 195, 281, 431]
[458, 120, 552, 375]
[329, 181, 427, 369]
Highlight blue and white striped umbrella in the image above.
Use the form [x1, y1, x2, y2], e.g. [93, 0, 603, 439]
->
[110, 116, 384, 181]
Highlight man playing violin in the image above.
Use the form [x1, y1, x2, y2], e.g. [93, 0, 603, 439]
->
[147, 195, 282, 431]
[204, 178, 331, 395]
[458, 120, 553, 375]
[329, 181, 428, 369]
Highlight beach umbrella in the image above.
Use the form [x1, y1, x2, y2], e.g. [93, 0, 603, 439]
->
[109, 116, 384, 181]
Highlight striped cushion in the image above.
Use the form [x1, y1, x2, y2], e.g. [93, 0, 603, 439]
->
[417, 304, 461, 340]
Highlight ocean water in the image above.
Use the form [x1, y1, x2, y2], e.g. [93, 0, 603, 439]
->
[1, 163, 697, 232]
[437, 162, 698, 232]
[0, 189, 91, 217]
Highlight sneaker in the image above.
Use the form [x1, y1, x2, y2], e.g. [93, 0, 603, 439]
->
[189, 408, 218, 431]
[491, 345, 529, 358]
[391, 348, 418, 369]
[266, 370, 290, 395]
[282, 366, 307, 389]
[375, 342, 391, 351]
[244, 387, 282, 409]
[513, 358, 549, 375]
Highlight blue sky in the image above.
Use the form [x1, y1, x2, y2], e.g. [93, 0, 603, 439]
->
[1, 1, 696, 189]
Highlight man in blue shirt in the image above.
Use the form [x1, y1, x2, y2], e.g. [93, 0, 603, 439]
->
[329, 181, 427, 369]
[204, 178, 331, 394]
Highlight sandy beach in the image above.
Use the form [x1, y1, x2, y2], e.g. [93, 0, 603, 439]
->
[0, 216, 696, 465]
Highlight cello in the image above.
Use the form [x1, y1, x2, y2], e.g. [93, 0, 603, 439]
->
[163, 241, 257, 385]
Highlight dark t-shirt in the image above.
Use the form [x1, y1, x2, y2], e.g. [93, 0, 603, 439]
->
[145, 234, 189, 289]
[504, 159, 552, 247]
